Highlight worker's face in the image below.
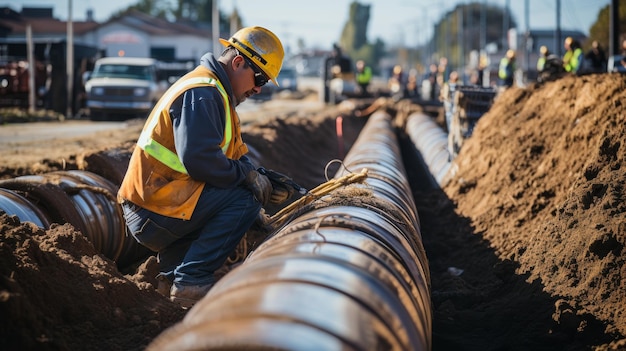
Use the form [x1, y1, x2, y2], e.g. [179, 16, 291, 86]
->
[230, 55, 269, 105]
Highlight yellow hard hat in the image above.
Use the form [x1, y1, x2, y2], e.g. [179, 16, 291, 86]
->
[220, 26, 284, 86]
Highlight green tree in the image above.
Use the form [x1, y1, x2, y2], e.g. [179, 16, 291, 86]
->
[109, 0, 231, 33]
[337, 1, 385, 74]
[110, 0, 173, 20]
[588, 0, 626, 52]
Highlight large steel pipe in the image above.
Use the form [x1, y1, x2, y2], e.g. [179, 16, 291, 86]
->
[148, 111, 432, 351]
[0, 170, 149, 267]
[405, 112, 453, 187]
[0, 188, 51, 228]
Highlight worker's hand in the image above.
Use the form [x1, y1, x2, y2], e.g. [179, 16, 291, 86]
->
[245, 170, 272, 206]
[254, 208, 272, 228]
[269, 184, 294, 205]
[250, 208, 274, 234]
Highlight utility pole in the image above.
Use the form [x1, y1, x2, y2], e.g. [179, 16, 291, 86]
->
[66, 0, 74, 119]
[555, 0, 561, 57]
[503, 0, 509, 49]
[27, 24, 35, 114]
[525, 0, 530, 76]
[480, 0, 486, 51]
[457, 5, 464, 72]
[610, 0, 619, 57]
[213, 0, 220, 55]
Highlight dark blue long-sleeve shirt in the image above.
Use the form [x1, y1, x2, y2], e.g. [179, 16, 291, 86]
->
[169, 53, 255, 189]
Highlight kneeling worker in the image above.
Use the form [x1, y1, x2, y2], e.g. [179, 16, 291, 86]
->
[118, 26, 291, 308]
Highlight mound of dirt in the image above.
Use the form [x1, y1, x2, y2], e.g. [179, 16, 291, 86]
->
[0, 75, 625, 350]
[434, 73, 626, 349]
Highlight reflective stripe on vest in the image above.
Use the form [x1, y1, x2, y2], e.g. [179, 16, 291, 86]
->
[136, 76, 231, 175]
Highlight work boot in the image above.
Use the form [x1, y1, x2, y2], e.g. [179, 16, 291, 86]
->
[155, 276, 172, 297]
[170, 283, 214, 309]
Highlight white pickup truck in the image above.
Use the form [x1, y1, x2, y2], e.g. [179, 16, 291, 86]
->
[85, 57, 168, 120]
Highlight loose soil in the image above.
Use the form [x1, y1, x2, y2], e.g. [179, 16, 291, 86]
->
[1, 75, 625, 351]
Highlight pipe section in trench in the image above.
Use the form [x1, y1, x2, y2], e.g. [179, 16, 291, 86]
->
[147, 111, 432, 351]
[404, 111, 453, 188]
[0, 170, 150, 268]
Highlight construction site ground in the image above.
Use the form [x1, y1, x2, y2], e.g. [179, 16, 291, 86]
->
[1, 73, 625, 350]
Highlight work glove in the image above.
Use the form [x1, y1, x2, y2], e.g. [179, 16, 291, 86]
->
[255, 207, 271, 226]
[257, 167, 305, 205]
[269, 183, 294, 205]
[245, 170, 272, 206]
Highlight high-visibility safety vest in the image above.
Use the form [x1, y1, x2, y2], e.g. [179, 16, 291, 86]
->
[564, 48, 583, 73]
[537, 57, 546, 71]
[118, 65, 248, 219]
[356, 66, 372, 85]
[498, 57, 514, 80]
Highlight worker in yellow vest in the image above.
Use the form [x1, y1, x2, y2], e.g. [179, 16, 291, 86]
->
[498, 49, 516, 87]
[118, 26, 291, 308]
[355, 59, 372, 96]
[563, 37, 583, 73]
[537, 45, 550, 72]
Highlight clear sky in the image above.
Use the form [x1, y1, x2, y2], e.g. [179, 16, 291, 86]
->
[10, 0, 611, 50]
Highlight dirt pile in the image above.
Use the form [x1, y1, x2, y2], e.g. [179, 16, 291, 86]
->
[0, 74, 625, 350]
[433, 73, 626, 349]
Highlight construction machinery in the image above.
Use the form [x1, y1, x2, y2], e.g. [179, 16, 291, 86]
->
[443, 85, 497, 159]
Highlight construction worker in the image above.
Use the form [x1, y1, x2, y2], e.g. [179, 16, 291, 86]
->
[563, 37, 583, 73]
[498, 49, 516, 87]
[439, 70, 460, 132]
[388, 64, 407, 100]
[537, 45, 550, 72]
[118, 26, 290, 308]
[585, 40, 606, 73]
[355, 59, 372, 96]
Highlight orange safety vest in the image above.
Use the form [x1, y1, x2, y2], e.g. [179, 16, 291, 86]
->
[118, 65, 248, 220]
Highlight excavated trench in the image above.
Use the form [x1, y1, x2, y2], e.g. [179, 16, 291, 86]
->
[0, 106, 450, 350]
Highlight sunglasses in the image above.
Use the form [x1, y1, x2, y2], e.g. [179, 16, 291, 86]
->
[242, 55, 270, 87]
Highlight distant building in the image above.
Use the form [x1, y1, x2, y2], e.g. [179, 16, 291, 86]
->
[0, 6, 216, 115]
[0, 6, 215, 62]
[79, 10, 212, 62]
[0, 6, 101, 113]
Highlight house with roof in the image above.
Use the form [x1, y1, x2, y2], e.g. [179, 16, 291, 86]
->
[78, 10, 212, 62]
[0, 6, 215, 115]
[0, 6, 101, 113]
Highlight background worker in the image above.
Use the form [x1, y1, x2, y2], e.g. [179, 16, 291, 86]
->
[439, 70, 460, 132]
[537, 45, 550, 73]
[562, 37, 583, 74]
[388, 64, 407, 100]
[355, 59, 372, 97]
[118, 26, 290, 308]
[585, 40, 606, 73]
[498, 49, 516, 87]
[423, 63, 439, 100]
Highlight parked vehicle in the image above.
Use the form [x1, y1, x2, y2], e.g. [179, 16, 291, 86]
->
[84, 57, 168, 120]
[0, 60, 50, 108]
[275, 67, 298, 92]
[250, 66, 299, 101]
[607, 55, 626, 73]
